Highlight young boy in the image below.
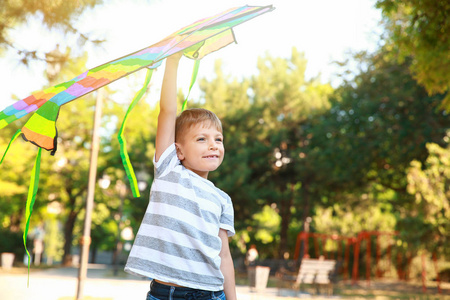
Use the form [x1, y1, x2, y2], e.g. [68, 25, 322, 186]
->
[125, 53, 237, 300]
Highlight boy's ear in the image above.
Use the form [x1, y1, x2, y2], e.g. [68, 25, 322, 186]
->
[175, 143, 185, 161]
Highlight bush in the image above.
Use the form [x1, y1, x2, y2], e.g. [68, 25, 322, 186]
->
[0, 228, 26, 258]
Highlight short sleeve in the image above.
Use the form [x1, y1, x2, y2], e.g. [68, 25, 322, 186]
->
[220, 196, 235, 237]
[153, 144, 179, 179]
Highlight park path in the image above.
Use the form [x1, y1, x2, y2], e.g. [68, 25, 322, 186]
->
[0, 265, 305, 300]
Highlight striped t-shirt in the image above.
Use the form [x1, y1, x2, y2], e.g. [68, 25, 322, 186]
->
[124, 144, 235, 291]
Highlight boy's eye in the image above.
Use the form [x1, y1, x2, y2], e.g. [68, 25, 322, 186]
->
[216, 138, 223, 142]
[197, 137, 205, 141]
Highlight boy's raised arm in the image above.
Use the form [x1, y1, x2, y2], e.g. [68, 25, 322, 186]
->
[155, 53, 182, 162]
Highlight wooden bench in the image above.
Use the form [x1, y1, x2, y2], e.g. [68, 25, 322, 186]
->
[277, 258, 337, 296]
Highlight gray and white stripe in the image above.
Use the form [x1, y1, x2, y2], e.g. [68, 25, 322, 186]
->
[124, 143, 234, 291]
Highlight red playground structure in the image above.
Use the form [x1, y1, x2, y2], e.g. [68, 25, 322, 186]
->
[293, 231, 442, 293]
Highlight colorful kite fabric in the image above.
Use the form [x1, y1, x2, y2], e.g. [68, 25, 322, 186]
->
[0, 5, 274, 138]
[0, 5, 274, 280]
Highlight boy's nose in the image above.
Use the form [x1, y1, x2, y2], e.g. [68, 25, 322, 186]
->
[209, 144, 218, 150]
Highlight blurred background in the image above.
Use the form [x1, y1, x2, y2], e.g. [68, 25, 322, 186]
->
[0, 0, 448, 298]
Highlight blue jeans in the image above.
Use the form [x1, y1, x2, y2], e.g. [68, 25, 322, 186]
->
[147, 280, 226, 300]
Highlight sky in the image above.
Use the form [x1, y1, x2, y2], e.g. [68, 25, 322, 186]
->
[0, 0, 382, 111]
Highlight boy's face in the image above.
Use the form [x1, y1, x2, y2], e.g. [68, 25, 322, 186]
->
[175, 122, 224, 179]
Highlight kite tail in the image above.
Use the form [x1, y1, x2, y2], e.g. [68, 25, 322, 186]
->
[23, 147, 42, 287]
[0, 129, 22, 165]
[118, 68, 154, 198]
[181, 60, 200, 111]
[119, 58, 199, 196]
[0, 129, 43, 286]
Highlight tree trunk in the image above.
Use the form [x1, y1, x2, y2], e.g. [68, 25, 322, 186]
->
[278, 184, 295, 258]
[62, 209, 78, 266]
[90, 244, 97, 264]
[300, 182, 311, 225]
[10, 207, 24, 232]
[298, 183, 312, 261]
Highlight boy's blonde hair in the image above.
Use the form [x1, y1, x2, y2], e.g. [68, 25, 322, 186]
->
[175, 108, 222, 142]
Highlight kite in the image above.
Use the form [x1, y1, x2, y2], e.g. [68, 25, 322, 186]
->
[0, 5, 274, 277]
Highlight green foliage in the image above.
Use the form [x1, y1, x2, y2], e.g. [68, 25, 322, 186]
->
[1, 36, 449, 265]
[0, 228, 26, 257]
[198, 46, 450, 260]
[376, 0, 450, 109]
[404, 133, 450, 258]
[1, 0, 103, 63]
[313, 201, 397, 236]
[252, 205, 281, 244]
[0, 121, 35, 231]
[43, 216, 64, 264]
[313, 50, 449, 195]
[234, 205, 281, 259]
[314, 49, 449, 258]
[206, 48, 333, 258]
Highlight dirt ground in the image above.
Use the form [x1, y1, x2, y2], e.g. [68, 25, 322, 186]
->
[334, 279, 449, 299]
[239, 272, 450, 299]
[2, 266, 449, 299]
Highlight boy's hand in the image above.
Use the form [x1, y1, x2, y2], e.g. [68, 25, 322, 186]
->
[166, 52, 183, 64]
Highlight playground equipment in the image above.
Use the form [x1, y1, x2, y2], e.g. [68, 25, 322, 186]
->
[293, 230, 442, 293]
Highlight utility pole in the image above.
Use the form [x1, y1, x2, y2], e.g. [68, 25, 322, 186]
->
[76, 89, 103, 300]
[112, 180, 126, 276]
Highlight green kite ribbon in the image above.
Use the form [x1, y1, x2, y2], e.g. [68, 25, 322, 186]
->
[118, 68, 154, 197]
[181, 60, 200, 111]
[0, 128, 41, 286]
[24, 147, 42, 287]
[0, 129, 22, 165]
[119, 58, 200, 196]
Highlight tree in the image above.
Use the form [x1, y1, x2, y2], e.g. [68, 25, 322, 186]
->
[0, 1, 170, 264]
[201, 48, 333, 258]
[199, 60, 263, 230]
[310, 50, 449, 197]
[188, 47, 450, 261]
[307, 49, 450, 263]
[250, 48, 332, 257]
[376, 0, 450, 109]
[44, 86, 158, 263]
[1, 0, 103, 64]
[405, 135, 449, 258]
